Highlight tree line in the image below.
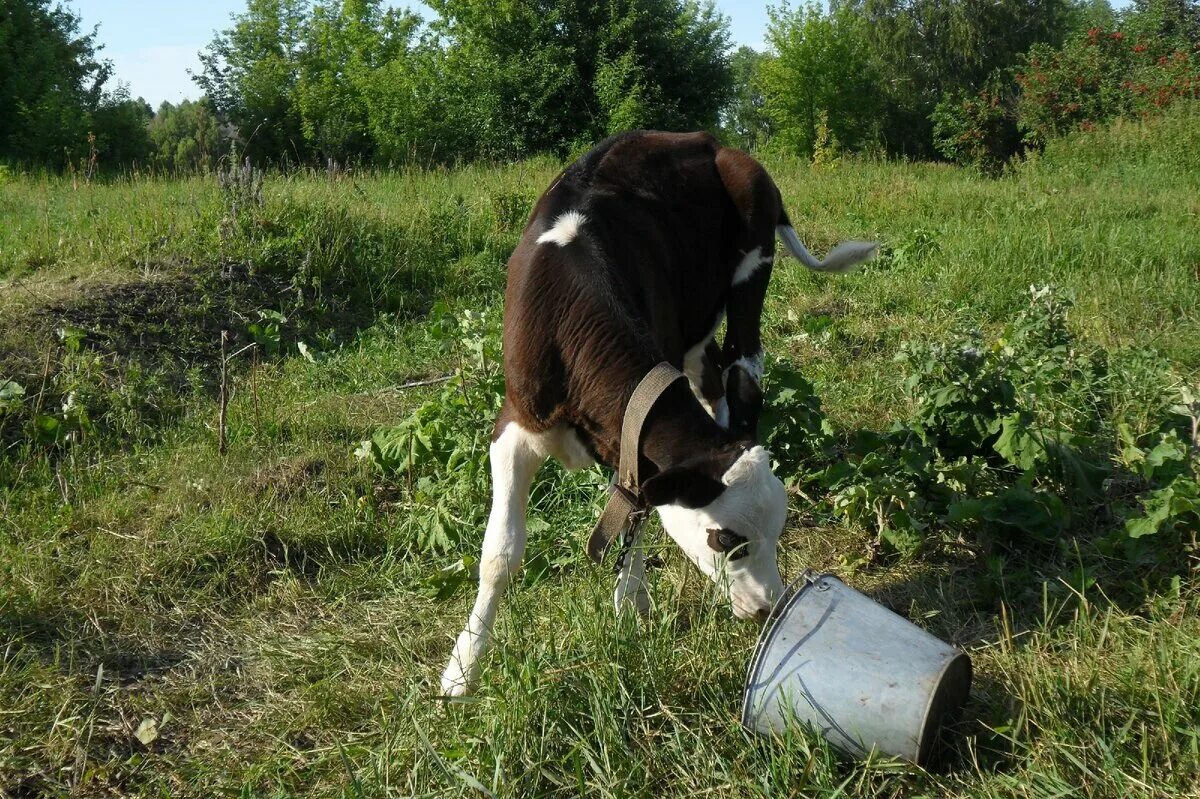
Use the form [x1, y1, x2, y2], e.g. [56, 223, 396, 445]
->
[2, 0, 1197, 173]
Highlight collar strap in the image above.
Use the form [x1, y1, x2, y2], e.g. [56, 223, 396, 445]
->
[587, 362, 686, 565]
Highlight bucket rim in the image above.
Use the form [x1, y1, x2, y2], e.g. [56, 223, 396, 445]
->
[914, 650, 973, 767]
[739, 569, 830, 731]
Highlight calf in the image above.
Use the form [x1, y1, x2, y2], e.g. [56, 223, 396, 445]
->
[441, 131, 875, 696]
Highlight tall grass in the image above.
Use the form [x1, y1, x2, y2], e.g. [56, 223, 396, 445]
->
[1, 112, 1198, 797]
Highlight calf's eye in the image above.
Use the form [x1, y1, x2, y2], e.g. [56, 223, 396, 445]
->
[707, 528, 749, 560]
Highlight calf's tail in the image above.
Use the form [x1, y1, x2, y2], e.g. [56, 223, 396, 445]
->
[776, 211, 878, 274]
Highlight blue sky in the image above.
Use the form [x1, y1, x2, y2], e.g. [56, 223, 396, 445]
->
[70, 0, 772, 107]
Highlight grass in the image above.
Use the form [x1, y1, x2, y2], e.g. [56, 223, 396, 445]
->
[2, 107, 1199, 797]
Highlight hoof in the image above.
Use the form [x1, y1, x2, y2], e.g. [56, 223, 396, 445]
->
[440, 658, 476, 698]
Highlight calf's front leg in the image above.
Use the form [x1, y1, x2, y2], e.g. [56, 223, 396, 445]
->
[440, 419, 546, 697]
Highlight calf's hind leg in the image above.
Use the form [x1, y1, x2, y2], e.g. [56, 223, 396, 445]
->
[440, 412, 547, 697]
[716, 147, 779, 439]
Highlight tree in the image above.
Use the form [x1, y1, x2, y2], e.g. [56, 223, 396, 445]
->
[295, 0, 420, 163]
[1066, 0, 1118, 37]
[193, 0, 732, 164]
[91, 89, 153, 167]
[721, 46, 773, 150]
[149, 98, 226, 172]
[847, 0, 1071, 157]
[424, 0, 733, 158]
[0, 0, 111, 165]
[1121, 0, 1200, 47]
[760, 3, 879, 158]
[195, 0, 308, 165]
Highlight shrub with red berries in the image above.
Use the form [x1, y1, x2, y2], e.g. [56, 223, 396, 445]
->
[1016, 29, 1199, 146]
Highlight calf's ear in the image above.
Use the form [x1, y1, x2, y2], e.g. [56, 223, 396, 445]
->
[641, 463, 727, 509]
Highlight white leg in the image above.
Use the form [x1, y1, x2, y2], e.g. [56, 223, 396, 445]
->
[613, 526, 651, 615]
[441, 422, 546, 696]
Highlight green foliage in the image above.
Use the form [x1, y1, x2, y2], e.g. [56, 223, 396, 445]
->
[294, 0, 420, 163]
[759, 364, 834, 481]
[427, 0, 732, 157]
[489, 189, 535, 232]
[721, 46, 773, 150]
[247, 309, 287, 356]
[931, 79, 1022, 175]
[0, 379, 24, 414]
[359, 307, 504, 553]
[9, 323, 189, 451]
[9, 0, 1195, 172]
[0, 0, 110, 166]
[1023, 98, 1200, 176]
[90, 89, 154, 167]
[765, 287, 1199, 565]
[197, 0, 732, 166]
[1122, 0, 1200, 46]
[1066, 0, 1119, 37]
[1116, 387, 1200, 542]
[149, 98, 227, 172]
[1016, 26, 1200, 147]
[359, 305, 603, 568]
[848, 0, 1071, 158]
[760, 3, 879, 159]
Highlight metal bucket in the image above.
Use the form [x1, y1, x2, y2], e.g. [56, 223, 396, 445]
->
[741, 571, 971, 767]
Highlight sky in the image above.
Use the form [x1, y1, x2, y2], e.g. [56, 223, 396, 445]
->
[69, 0, 772, 108]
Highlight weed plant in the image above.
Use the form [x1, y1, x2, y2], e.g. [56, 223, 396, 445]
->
[1, 112, 1198, 797]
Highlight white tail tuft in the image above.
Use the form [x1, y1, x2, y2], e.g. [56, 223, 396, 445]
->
[776, 225, 877, 273]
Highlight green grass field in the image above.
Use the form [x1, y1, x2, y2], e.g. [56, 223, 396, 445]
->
[2, 108, 1199, 798]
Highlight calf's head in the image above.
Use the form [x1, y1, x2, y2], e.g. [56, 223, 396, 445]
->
[641, 445, 786, 620]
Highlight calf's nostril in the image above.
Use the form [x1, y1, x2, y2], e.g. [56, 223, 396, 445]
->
[754, 607, 770, 623]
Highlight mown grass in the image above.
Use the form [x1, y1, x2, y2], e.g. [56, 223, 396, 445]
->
[2, 107, 1199, 797]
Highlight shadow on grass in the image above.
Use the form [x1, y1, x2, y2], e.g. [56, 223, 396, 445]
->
[0, 237, 465, 457]
[0, 603, 190, 685]
[846, 520, 1193, 779]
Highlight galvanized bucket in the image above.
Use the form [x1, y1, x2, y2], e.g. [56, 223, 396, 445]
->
[741, 570, 971, 767]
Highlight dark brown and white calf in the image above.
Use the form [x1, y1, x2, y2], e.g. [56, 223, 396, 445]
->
[441, 131, 875, 696]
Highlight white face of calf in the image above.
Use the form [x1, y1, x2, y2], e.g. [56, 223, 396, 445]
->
[642, 446, 786, 620]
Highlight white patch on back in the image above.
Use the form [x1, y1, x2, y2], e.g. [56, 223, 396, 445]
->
[536, 210, 587, 247]
[732, 246, 773, 287]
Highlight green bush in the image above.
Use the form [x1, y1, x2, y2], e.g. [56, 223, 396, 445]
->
[359, 305, 606, 586]
[931, 81, 1023, 175]
[768, 286, 1197, 568]
[1023, 98, 1200, 176]
[1017, 27, 1200, 147]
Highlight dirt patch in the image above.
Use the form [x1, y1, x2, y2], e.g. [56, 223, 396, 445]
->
[0, 262, 303, 454]
[1, 263, 285, 388]
[249, 457, 327, 500]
